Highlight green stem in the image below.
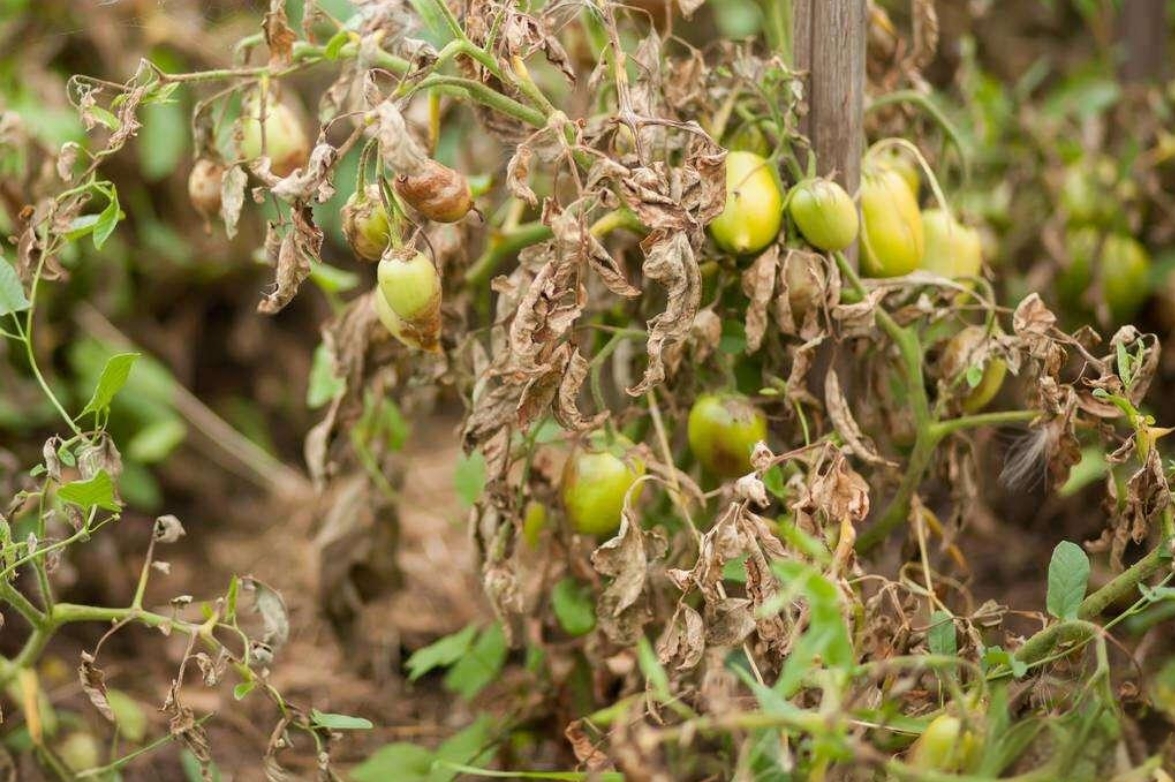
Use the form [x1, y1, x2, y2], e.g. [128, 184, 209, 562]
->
[929, 409, 1038, 440]
[413, 75, 546, 128]
[1078, 541, 1170, 620]
[1009, 620, 1099, 669]
[465, 222, 553, 287]
[0, 580, 45, 627]
[866, 90, 969, 170]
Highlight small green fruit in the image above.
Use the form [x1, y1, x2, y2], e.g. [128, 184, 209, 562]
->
[909, 715, 976, 772]
[860, 165, 924, 277]
[788, 178, 859, 253]
[239, 91, 310, 177]
[708, 151, 784, 255]
[1059, 229, 1151, 323]
[920, 208, 982, 279]
[377, 251, 442, 322]
[562, 436, 645, 536]
[342, 185, 394, 262]
[687, 394, 768, 478]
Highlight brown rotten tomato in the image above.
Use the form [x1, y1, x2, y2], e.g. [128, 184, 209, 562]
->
[343, 185, 395, 262]
[561, 434, 646, 536]
[687, 394, 768, 478]
[187, 158, 224, 221]
[393, 159, 474, 223]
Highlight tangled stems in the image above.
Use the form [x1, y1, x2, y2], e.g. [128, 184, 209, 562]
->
[828, 252, 1037, 553]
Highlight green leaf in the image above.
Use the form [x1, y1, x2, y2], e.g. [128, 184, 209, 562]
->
[637, 636, 671, 701]
[351, 743, 434, 782]
[431, 715, 496, 781]
[0, 256, 30, 316]
[309, 261, 360, 294]
[769, 560, 853, 696]
[551, 578, 596, 636]
[927, 610, 957, 657]
[982, 645, 1028, 678]
[126, 417, 187, 463]
[965, 363, 984, 389]
[106, 689, 148, 743]
[181, 749, 222, 782]
[80, 352, 140, 418]
[92, 190, 121, 250]
[58, 470, 120, 512]
[1059, 447, 1108, 498]
[406, 0, 455, 43]
[454, 451, 486, 508]
[310, 709, 373, 730]
[405, 624, 477, 681]
[762, 465, 786, 499]
[139, 100, 188, 181]
[1047, 540, 1090, 620]
[307, 342, 344, 409]
[444, 623, 507, 700]
[233, 681, 255, 701]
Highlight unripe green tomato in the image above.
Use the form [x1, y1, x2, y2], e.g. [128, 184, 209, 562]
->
[687, 394, 768, 478]
[377, 252, 441, 321]
[561, 436, 645, 536]
[920, 208, 982, 279]
[860, 166, 924, 277]
[522, 500, 547, 548]
[909, 715, 976, 772]
[342, 185, 393, 262]
[1059, 229, 1152, 322]
[1061, 164, 1116, 228]
[239, 92, 310, 177]
[878, 148, 921, 200]
[725, 123, 771, 156]
[941, 326, 1006, 413]
[787, 178, 859, 252]
[373, 286, 437, 353]
[57, 731, 101, 772]
[708, 151, 784, 255]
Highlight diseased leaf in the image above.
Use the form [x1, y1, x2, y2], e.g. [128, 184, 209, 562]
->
[79, 652, 114, 722]
[1047, 540, 1090, 620]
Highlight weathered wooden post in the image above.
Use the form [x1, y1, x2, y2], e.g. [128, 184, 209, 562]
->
[1119, 0, 1168, 82]
[794, 0, 867, 266]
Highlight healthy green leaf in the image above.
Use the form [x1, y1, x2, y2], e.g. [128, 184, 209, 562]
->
[551, 578, 596, 637]
[1047, 540, 1090, 620]
[307, 342, 344, 409]
[444, 623, 507, 700]
[310, 709, 373, 730]
[58, 470, 120, 512]
[80, 352, 140, 418]
[405, 624, 477, 681]
[0, 256, 29, 316]
[349, 743, 433, 782]
[927, 610, 957, 657]
[126, 417, 187, 463]
[106, 689, 148, 742]
[454, 451, 486, 508]
[92, 190, 121, 250]
[233, 681, 255, 701]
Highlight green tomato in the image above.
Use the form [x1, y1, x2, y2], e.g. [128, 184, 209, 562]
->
[1061, 163, 1118, 228]
[787, 178, 859, 252]
[57, 732, 101, 772]
[239, 91, 310, 178]
[708, 151, 784, 255]
[920, 208, 982, 279]
[687, 394, 768, 478]
[342, 185, 394, 262]
[562, 436, 646, 536]
[878, 148, 921, 200]
[940, 326, 1006, 413]
[860, 166, 924, 277]
[1058, 229, 1152, 323]
[377, 251, 441, 322]
[909, 715, 976, 772]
